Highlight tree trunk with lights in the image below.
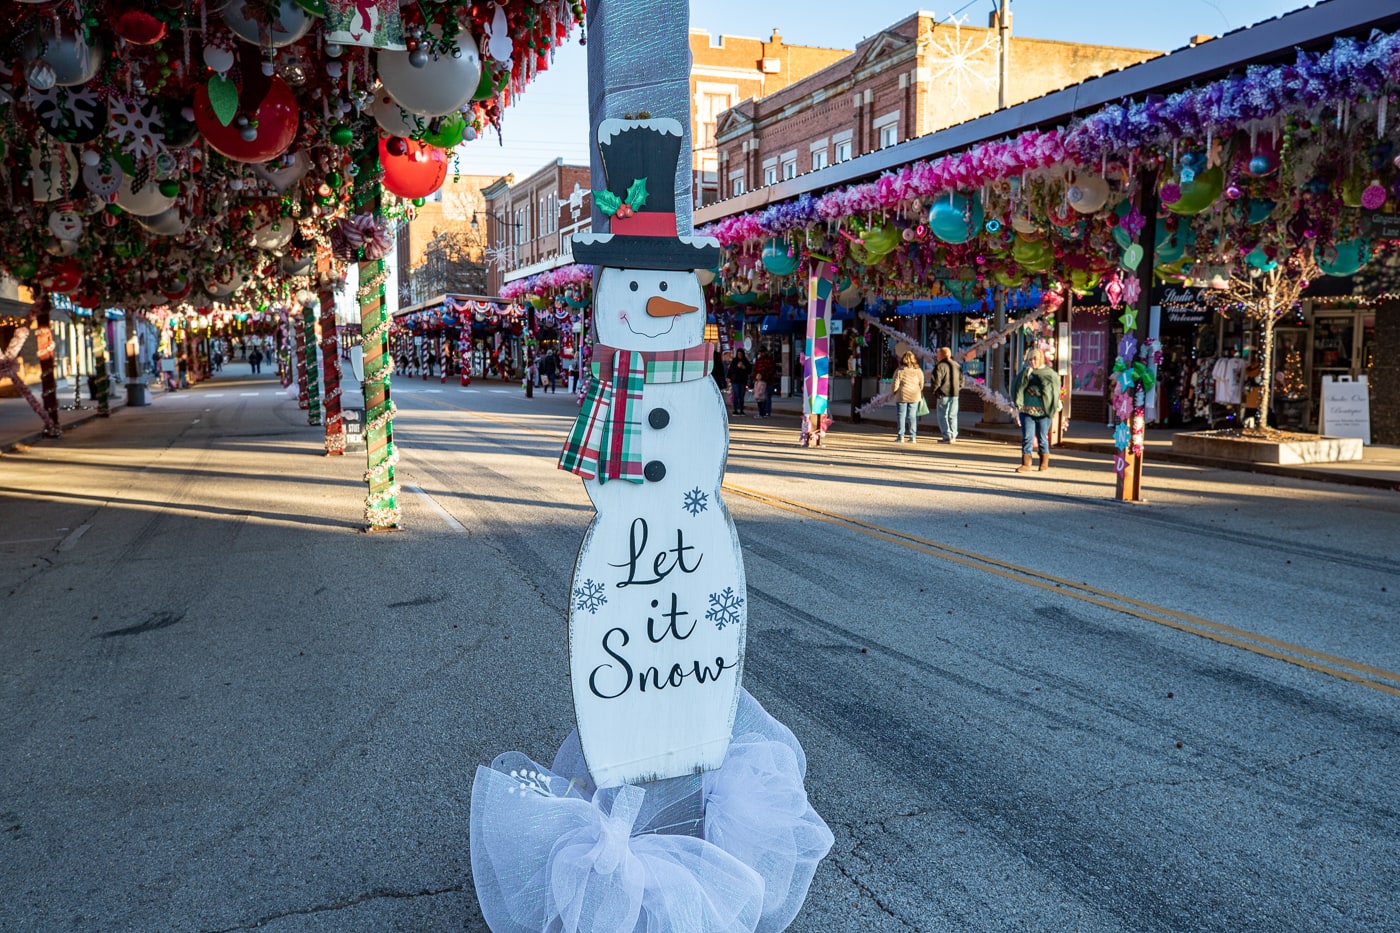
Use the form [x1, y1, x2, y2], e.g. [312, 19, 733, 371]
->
[1212, 252, 1319, 431]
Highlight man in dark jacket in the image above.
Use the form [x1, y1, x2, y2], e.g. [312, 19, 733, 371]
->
[932, 346, 963, 443]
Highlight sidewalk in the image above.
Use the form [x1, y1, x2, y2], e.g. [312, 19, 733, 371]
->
[0, 379, 143, 454]
[761, 391, 1400, 492]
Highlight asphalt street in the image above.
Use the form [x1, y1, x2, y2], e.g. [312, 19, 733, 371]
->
[2, 371, 1397, 932]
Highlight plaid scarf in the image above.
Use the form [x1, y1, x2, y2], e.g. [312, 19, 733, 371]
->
[559, 343, 714, 483]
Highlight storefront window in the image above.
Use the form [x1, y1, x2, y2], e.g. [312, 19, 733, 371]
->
[1070, 326, 1105, 394]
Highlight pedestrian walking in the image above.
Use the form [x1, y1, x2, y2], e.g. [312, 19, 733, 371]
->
[212, 348, 223, 373]
[425, 348, 437, 378]
[890, 350, 926, 442]
[711, 347, 728, 395]
[752, 349, 777, 418]
[539, 349, 558, 393]
[249, 347, 263, 374]
[177, 354, 189, 389]
[932, 347, 963, 443]
[728, 348, 751, 415]
[1013, 347, 1061, 473]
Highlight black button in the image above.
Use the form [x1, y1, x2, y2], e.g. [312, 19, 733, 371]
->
[648, 408, 670, 429]
[644, 460, 666, 482]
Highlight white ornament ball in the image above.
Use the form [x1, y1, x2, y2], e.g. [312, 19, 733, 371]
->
[377, 32, 481, 117]
[115, 173, 177, 216]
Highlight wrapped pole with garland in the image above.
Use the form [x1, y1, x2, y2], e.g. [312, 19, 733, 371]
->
[320, 285, 345, 455]
[303, 301, 321, 426]
[91, 320, 110, 417]
[294, 312, 310, 411]
[34, 295, 61, 437]
[355, 147, 399, 530]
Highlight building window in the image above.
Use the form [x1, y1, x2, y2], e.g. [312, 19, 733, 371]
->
[879, 123, 898, 149]
[782, 159, 797, 179]
[730, 175, 746, 197]
[811, 149, 829, 171]
[835, 140, 852, 162]
[763, 166, 778, 186]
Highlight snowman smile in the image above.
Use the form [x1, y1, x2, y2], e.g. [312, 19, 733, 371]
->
[619, 308, 678, 338]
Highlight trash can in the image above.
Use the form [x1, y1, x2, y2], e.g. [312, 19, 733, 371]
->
[126, 382, 150, 406]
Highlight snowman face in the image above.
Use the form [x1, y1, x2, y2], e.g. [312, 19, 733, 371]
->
[49, 209, 83, 241]
[595, 267, 705, 351]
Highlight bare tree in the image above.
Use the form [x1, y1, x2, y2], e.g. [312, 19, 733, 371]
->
[1209, 250, 1319, 430]
[416, 227, 488, 300]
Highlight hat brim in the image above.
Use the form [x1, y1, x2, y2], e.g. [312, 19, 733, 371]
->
[572, 232, 720, 272]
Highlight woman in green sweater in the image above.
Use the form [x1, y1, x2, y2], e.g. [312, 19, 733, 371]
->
[1012, 347, 1061, 473]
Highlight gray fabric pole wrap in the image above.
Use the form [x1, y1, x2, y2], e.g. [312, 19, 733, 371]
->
[586, 0, 694, 235]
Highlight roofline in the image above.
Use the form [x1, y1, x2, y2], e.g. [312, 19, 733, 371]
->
[697, 0, 1400, 226]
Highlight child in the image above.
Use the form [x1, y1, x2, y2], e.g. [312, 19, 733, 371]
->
[752, 375, 770, 418]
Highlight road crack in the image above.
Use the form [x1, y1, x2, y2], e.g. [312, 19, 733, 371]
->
[201, 884, 467, 932]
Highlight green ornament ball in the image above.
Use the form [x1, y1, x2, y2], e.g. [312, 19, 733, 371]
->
[325, 171, 343, 189]
[159, 180, 181, 198]
[106, 203, 124, 216]
[412, 197, 426, 207]
[329, 123, 354, 147]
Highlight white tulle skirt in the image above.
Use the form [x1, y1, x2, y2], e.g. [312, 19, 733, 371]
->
[470, 690, 834, 932]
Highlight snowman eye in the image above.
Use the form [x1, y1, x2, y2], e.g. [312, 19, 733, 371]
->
[629, 281, 638, 291]
[659, 281, 668, 292]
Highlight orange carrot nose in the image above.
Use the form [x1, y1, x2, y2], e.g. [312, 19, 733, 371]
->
[645, 295, 697, 317]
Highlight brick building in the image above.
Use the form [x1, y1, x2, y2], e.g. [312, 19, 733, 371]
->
[714, 13, 1157, 198]
[689, 28, 849, 209]
[488, 159, 593, 295]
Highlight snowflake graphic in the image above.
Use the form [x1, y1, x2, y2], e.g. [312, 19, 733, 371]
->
[107, 96, 166, 161]
[573, 578, 607, 615]
[485, 243, 517, 270]
[925, 15, 999, 109]
[683, 487, 709, 516]
[705, 587, 745, 630]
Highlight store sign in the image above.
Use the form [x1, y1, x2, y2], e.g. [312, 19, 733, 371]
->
[1319, 375, 1371, 444]
[1154, 285, 1212, 325]
[1363, 212, 1400, 239]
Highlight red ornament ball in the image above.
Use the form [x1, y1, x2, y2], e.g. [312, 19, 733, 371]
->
[194, 76, 300, 164]
[43, 258, 82, 294]
[115, 10, 167, 45]
[378, 137, 449, 200]
[385, 136, 409, 157]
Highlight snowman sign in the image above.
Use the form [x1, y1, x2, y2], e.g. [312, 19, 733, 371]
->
[561, 117, 743, 788]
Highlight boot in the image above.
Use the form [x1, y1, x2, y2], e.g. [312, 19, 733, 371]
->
[1039, 452, 1050, 471]
[1015, 455, 1033, 473]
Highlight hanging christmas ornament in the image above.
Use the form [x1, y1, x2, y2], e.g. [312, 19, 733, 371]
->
[222, 0, 313, 49]
[377, 29, 482, 116]
[24, 60, 57, 92]
[378, 136, 449, 199]
[81, 159, 124, 197]
[1065, 172, 1110, 213]
[116, 172, 178, 217]
[27, 85, 108, 144]
[134, 206, 190, 237]
[30, 144, 78, 202]
[42, 258, 83, 294]
[195, 75, 301, 163]
[249, 200, 295, 250]
[114, 9, 168, 45]
[250, 151, 310, 193]
[48, 207, 84, 242]
[23, 24, 107, 87]
[371, 91, 422, 137]
[107, 97, 166, 160]
[323, 0, 406, 50]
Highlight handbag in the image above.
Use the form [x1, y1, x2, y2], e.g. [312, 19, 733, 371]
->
[916, 396, 930, 416]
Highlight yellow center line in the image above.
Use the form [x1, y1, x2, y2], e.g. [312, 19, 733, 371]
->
[403, 395, 1400, 696]
[722, 482, 1400, 698]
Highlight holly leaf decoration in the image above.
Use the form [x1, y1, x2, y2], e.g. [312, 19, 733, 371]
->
[207, 76, 239, 128]
[625, 177, 649, 210]
[594, 189, 623, 217]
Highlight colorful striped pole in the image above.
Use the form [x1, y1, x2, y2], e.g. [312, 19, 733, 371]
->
[320, 286, 345, 455]
[294, 312, 310, 410]
[355, 145, 399, 530]
[303, 301, 321, 426]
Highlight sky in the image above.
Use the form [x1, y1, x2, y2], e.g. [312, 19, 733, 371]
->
[457, 0, 1317, 180]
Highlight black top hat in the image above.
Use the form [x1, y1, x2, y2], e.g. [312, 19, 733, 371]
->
[571, 118, 720, 272]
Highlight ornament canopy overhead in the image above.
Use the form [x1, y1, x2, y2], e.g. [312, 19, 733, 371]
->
[0, 0, 586, 310]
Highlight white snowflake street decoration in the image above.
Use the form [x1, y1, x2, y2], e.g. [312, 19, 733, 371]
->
[705, 587, 744, 630]
[925, 15, 998, 109]
[573, 578, 607, 615]
[107, 96, 166, 160]
[682, 487, 709, 516]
